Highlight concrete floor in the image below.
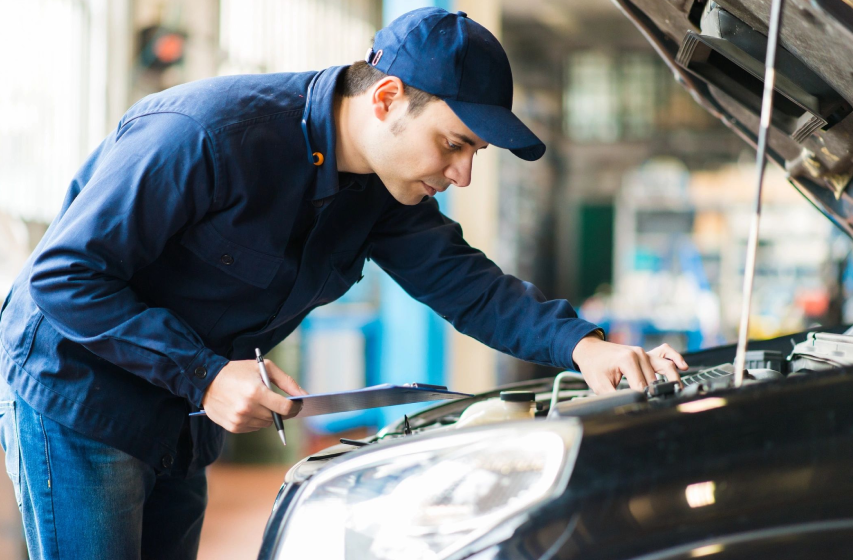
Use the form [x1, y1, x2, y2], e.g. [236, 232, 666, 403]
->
[0, 448, 288, 560]
[199, 464, 288, 560]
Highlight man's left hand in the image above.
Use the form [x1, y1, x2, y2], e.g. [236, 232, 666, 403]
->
[571, 335, 688, 394]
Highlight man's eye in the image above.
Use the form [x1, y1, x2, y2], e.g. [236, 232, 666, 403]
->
[446, 140, 461, 151]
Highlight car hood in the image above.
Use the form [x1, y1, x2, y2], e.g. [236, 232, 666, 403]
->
[612, 0, 853, 238]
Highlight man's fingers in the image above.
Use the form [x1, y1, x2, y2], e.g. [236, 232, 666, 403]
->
[621, 354, 649, 391]
[230, 419, 273, 433]
[246, 417, 273, 430]
[581, 370, 618, 394]
[264, 360, 309, 396]
[650, 355, 682, 385]
[259, 388, 303, 419]
[647, 343, 686, 384]
[258, 360, 306, 418]
[652, 344, 689, 370]
[203, 358, 308, 433]
[228, 395, 284, 432]
[220, 414, 273, 433]
[635, 348, 657, 386]
[671, 352, 689, 370]
[229, 393, 277, 423]
[572, 338, 691, 396]
[597, 380, 619, 394]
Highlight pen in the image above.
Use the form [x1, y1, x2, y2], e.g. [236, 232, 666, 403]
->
[256, 348, 287, 447]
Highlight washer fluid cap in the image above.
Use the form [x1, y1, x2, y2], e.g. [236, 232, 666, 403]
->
[500, 391, 536, 402]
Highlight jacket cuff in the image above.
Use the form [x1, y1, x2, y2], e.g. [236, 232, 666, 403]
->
[551, 319, 605, 371]
[181, 349, 230, 408]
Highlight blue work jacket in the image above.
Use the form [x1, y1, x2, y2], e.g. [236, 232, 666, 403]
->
[0, 65, 601, 475]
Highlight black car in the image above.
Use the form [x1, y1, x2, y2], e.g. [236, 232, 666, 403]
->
[257, 1, 853, 558]
[257, 331, 853, 559]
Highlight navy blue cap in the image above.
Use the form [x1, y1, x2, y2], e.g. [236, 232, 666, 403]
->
[365, 8, 546, 161]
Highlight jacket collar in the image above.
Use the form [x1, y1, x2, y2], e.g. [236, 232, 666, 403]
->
[303, 65, 353, 201]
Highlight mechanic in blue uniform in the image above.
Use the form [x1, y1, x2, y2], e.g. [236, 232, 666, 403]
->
[0, 7, 688, 560]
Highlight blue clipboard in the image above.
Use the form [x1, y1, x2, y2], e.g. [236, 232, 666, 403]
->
[189, 383, 472, 418]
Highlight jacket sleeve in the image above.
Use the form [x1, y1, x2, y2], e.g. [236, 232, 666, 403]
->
[368, 195, 603, 369]
[28, 112, 229, 406]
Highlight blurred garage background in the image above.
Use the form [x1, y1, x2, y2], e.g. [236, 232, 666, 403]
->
[1, 0, 849, 558]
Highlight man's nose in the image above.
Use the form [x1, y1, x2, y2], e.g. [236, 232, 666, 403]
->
[445, 156, 473, 188]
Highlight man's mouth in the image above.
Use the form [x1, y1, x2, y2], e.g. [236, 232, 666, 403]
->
[421, 181, 444, 196]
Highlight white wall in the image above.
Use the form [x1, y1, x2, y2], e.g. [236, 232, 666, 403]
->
[0, 0, 114, 224]
[219, 0, 381, 74]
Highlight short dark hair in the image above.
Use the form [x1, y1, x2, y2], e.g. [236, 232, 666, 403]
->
[337, 60, 438, 118]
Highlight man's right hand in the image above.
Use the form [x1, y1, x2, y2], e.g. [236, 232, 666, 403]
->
[200, 359, 308, 433]
[572, 335, 687, 394]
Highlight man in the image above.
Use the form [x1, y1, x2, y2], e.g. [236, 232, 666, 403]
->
[0, 7, 688, 560]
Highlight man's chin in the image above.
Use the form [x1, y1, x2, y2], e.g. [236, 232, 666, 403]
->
[403, 195, 428, 206]
[384, 184, 428, 205]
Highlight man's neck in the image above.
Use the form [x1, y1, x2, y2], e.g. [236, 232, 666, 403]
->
[334, 94, 373, 174]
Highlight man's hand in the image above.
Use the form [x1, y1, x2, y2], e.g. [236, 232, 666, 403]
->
[201, 359, 308, 433]
[572, 335, 688, 394]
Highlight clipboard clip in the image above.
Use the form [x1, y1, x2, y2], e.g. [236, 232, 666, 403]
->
[404, 383, 449, 391]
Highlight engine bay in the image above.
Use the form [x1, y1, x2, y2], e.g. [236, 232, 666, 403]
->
[283, 325, 853, 486]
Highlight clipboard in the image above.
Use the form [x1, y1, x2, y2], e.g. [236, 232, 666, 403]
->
[189, 383, 472, 418]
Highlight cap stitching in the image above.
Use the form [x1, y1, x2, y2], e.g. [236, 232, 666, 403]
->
[381, 12, 435, 77]
[384, 11, 452, 95]
[455, 17, 471, 102]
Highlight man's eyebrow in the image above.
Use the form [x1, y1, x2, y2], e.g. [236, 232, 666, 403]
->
[451, 133, 488, 149]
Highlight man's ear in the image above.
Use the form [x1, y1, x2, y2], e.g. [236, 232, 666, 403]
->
[370, 76, 406, 122]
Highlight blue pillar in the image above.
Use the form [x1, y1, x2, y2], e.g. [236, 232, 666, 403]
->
[376, 0, 454, 427]
[383, 0, 454, 24]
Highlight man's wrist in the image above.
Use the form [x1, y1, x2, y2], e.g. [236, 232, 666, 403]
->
[572, 330, 606, 368]
[550, 320, 605, 371]
[184, 351, 230, 408]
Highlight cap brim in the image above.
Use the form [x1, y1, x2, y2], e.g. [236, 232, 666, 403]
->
[444, 99, 546, 161]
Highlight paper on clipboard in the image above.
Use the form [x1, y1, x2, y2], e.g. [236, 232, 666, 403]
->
[287, 383, 472, 418]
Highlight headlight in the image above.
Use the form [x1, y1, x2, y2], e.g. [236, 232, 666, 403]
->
[275, 420, 582, 560]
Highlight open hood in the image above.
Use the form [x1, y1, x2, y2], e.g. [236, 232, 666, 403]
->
[612, 0, 853, 238]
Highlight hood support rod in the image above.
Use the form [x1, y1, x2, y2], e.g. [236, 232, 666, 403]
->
[734, 0, 787, 387]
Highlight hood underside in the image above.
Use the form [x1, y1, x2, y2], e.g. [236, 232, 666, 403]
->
[613, 0, 853, 238]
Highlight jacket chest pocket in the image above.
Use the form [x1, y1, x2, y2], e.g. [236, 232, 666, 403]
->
[180, 221, 284, 289]
[313, 247, 370, 305]
[176, 222, 286, 340]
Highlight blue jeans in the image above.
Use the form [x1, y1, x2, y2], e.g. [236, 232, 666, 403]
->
[0, 380, 207, 560]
